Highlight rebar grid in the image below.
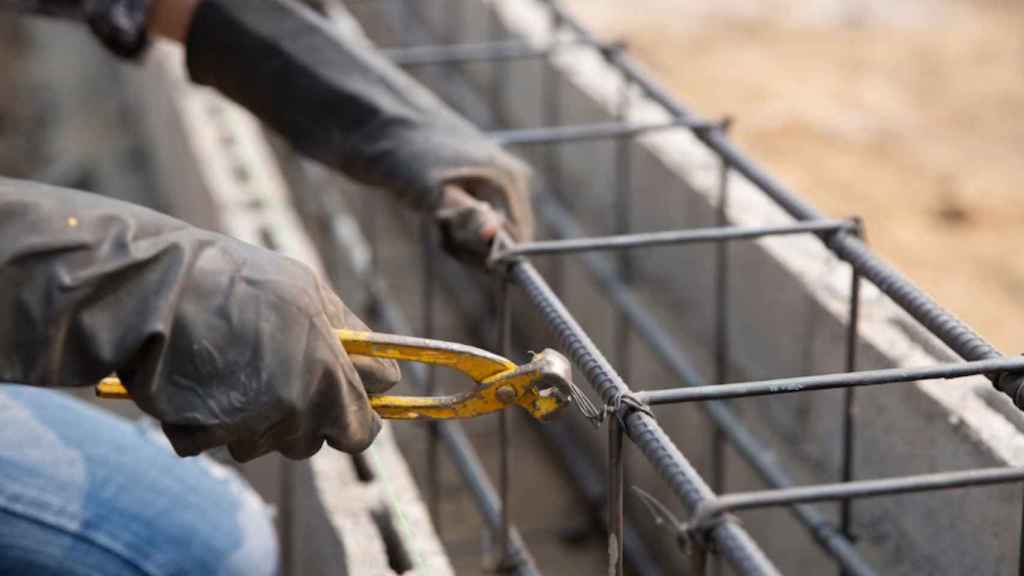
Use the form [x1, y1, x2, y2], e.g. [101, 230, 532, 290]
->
[341, 1, 1024, 574]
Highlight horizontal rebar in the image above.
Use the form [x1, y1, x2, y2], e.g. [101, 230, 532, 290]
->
[694, 467, 1024, 525]
[494, 219, 856, 260]
[490, 118, 705, 146]
[539, 0, 1024, 409]
[639, 356, 1024, 405]
[382, 38, 591, 66]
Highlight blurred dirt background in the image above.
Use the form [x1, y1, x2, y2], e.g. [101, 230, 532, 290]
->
[564, 0, 1024, 353]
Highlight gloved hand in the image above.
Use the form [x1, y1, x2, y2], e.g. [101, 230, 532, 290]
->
[184, 0, 534, 259]
[0, 179, 399, 461]
[436, 168, 532, 260]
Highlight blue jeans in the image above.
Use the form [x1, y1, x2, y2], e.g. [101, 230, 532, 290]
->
[0, 385, 280, 576]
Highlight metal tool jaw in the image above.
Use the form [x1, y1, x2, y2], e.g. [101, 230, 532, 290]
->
[97, 330, 576, 422]
[371, 347, 574, 421]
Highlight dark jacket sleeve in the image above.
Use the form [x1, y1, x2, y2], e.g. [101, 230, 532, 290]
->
[0, 178, 396, 459]
[183, 0, 528, 217]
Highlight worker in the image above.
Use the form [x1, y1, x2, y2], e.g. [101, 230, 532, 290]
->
[0, 0, 532, 574]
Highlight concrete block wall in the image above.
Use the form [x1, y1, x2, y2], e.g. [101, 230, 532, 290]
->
[347, 1, 1024, 573]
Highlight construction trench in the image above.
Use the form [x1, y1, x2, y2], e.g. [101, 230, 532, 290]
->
[7, 0, 1024, 574]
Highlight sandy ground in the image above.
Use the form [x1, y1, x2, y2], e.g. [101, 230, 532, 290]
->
[563, 0, 1024, 354]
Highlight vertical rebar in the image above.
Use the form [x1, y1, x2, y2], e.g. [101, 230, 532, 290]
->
[1018, 487, 1024, 576]
[711, 144, 732, 497]
[452, 0, 465, 46]
[609, 67, 631, 576]
[608, 416, 625, 576]
[395, 0, 408, 45]
[497, 276, 514, 569]
[406, 0, 442, 537]
[489, 1, 505, 129]
[613, 57, 633, 381]
[710, 135, 732, 576]
[485, 2, 514, 564]
[840, 265, 862, 543]
[421, 220, 441, 528]
[544, 4, 563, 202]
[542, 1, 566, 295]
[691, 539, 710, 576]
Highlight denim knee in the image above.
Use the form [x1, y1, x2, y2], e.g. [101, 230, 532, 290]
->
[188, 452, 280, 576]
[0, 386, 280, 576]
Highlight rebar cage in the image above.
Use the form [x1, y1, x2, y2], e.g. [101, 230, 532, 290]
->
[301, 1, 1024, 574]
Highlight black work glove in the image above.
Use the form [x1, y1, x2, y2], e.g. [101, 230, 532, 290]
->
[184, 0, 534, 258]
[0, 179, 400, 460]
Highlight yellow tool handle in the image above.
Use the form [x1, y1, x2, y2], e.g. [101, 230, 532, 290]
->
[95, 330, 523, 420]
[337, 330, 515, 381]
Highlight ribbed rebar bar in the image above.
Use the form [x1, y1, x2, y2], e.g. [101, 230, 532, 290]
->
[509, 259, 781, 576]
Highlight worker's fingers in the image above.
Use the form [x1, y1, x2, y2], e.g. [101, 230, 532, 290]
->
[160, 268, 387, 461]
[226, 420, 289, 462]
[436, 156, 534, 243]
[299, 322, 382, 456]
[436, 185, 507, 259]
[270, 300, 382, 458]
[439, 185, 505, 240]
[317, 281, 401, 394]
[433, 153, 534, 262]
[228, 306, 383, 460]
[162, 422, 235, 458]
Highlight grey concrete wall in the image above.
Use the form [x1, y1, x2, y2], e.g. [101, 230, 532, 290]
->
[347, 1, 1024, 574]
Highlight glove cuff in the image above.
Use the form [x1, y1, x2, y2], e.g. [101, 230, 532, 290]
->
[84, 0, 152, 59]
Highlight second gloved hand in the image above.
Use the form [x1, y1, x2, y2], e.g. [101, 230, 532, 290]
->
[183, 0, 534, 260]
[0, 180, 399, 461]
[434, 156, 534, 260]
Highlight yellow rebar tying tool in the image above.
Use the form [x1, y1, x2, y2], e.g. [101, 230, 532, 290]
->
[95, 329, 575, 421]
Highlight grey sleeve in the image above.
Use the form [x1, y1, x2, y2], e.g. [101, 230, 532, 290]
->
[183, 0, 525, 213]
[0, 178, 201, 389]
